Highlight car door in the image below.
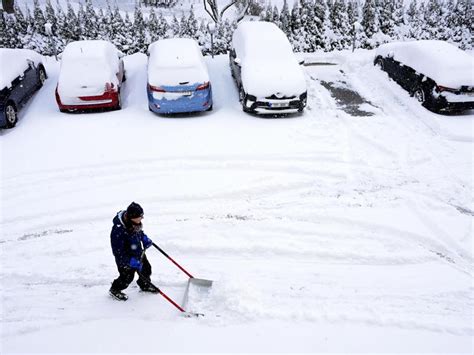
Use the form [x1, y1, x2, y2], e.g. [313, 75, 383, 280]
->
[229, 48, 242, 87]
[16, 64, 35, 103]
[24, 60, 39, 95]
[8, 75, 25, 107]
[387, 59, 405, 85]
[399, 64, 419, 91]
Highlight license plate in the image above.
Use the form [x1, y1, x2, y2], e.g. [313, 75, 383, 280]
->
[182, 91, 192, 96]
[271, 102, 288, 108]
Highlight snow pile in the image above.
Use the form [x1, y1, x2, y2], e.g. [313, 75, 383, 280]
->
[57, 40, 121, 96]
[232, 21, 306, 98]
[376, 40, 474, 88]
[148, 38, 209, 86]
[0, 48, 43, 90]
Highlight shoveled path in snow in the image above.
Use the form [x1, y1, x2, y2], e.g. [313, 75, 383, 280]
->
[1, 51, 473, 353]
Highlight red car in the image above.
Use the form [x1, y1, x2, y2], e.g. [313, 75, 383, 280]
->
[55, 40, 125, 112]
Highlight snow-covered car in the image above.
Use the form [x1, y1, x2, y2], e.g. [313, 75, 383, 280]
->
[374, 40, 474, 113]
[55, 40, 126, 112]
[0, 48, 47, 128]
[147, 38, 213, 114]
[229, 21, 307, 114]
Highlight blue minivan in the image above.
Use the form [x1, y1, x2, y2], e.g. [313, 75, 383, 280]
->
[147, 38, 213, 114]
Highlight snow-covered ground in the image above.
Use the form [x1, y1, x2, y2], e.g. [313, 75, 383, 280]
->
[1, 49, 473, 354]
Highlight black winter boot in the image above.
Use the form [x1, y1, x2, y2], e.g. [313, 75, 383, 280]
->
[109, 288, 128, 301]
[139, 283, 159, 293]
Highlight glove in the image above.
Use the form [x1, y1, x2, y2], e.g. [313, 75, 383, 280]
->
[142, 235, 153, 249]
[129, 257, 142, 272]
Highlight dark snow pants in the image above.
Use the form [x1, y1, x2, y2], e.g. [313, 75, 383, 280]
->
[111, 254, 153, 291]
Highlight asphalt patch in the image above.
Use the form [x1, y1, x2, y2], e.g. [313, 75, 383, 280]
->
[320, 80, 376, 117]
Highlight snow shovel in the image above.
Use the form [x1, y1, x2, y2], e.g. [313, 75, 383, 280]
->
[151, 242, 213, 317]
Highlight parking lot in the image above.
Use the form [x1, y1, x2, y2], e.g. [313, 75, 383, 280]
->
[1, 50, 473, 353]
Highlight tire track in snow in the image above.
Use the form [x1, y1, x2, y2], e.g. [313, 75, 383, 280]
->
[306, 60, 472, 272]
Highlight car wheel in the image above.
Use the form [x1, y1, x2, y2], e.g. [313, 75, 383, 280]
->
[413, 86, 425, 104]
[38, 67, 46, 87]
[5, 103, 18, 128]
[375, 57, 385, 71]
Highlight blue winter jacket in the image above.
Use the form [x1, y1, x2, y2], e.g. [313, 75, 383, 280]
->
[110, 211, 153, 268]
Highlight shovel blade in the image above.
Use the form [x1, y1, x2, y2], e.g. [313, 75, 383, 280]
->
[190, 278, 213, 288]
[181, 277, 213, 314]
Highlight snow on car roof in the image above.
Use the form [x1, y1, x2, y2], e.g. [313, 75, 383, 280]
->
[147, 38, 209, 86]
[0, 49, 43, 91]
[62, 40, 119, 61]
[376, 40, 474, 88]
[232, 21, 294, 61]
[148, 38, 203, 68]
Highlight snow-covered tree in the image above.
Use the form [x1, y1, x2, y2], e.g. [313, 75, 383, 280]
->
[329, 0, 351, 50]
[0, 10, 8, 47]
[13, 4, 28, 38]
[261, 3, 273, 21]
[63, 0, 80, 41]
[361, 0, 378, 47]
[185, 6, 199, 39]
[44, 0, 56, 29]
[272, 5, 281, 28]
[378, 0, 394, 35]
[423, 0, 442, 40]
[32, 0, 46, 35]
[290, 1, 307, 51]
[157, 12, 169, 38]
[147, 7, 159, 42]
[406, 0, 422, 39]
[109, 4, 125, 47]
[131, 2, 146, 53]
[170, 15, 180, 36]
[120, 12, 135, 53]
[279, 0, 291, 37]
[452, 0, 473, 49]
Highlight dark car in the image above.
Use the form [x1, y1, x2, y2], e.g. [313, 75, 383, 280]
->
[229, 21, 307, 115]
[374, 40, 474, 113]
[0, 49, 47, 128]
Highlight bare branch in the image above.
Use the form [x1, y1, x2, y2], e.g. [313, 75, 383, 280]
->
[234, 0, 250, 23]
[203, 0, 218, 23]
[219, 0, 238, 19]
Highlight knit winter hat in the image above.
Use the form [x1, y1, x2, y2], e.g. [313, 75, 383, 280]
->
[126, 202, 144, 219]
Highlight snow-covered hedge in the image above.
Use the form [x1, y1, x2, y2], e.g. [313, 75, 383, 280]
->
[0, 0, 471, 56]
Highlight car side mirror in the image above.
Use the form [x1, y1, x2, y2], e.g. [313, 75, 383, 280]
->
[26, 59, 34, 68]
[234, 58, 241, 66]
[387, 51, 394, 58]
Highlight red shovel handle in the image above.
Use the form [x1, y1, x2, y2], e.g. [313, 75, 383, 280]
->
[152, 242, 194, 278]
[159, 290, 185, 313]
